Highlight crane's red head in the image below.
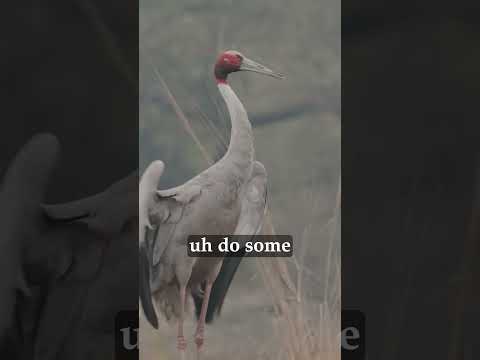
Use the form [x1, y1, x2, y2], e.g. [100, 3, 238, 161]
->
[214, 50, 243, 83]
[214, 50, 285, 84]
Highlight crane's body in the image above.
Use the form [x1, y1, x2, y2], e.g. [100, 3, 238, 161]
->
[139, 50, 283, 359]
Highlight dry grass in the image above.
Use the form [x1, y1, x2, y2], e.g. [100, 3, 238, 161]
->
[255, 181, 340, 360]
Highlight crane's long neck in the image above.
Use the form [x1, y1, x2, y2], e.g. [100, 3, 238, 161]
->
[218, 83, 254, 180]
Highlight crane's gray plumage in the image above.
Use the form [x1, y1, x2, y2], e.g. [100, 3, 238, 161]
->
[140, 159, 268, 324]
[139, 50, 282, 357]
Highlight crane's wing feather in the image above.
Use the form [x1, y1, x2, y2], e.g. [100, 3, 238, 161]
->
[149, 194, 183, 266]
[140, 230, 158, 328]
[139, 160, 202, 329]
[139, 161, 165, 329]
[150, 184, 202, 266]
[194, 161, 268, 323]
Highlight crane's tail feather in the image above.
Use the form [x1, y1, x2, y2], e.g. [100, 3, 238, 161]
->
[139, 242, 158, 329]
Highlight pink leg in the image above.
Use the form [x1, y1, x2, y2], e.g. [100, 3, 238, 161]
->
[177, 285, 187, 359]
[195, 281, 213, 358]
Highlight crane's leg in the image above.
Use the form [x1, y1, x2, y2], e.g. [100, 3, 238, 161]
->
[195, 281, 213, 360]
[194, 280, 212, 356]
[177, 285, 187, 360]
[194, 261, 222, 360]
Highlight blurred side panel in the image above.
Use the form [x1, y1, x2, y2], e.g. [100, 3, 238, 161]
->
[343, 1, 480, 359]
[0, 1, 138, 359]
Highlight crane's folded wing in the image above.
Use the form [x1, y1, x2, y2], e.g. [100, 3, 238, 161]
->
[234, 161, 268, 242]
[196, 161, 268, 323]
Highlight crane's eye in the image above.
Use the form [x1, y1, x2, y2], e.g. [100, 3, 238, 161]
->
[235, 54, 243, 61]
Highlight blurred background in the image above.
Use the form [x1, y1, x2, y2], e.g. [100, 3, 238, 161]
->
[139, 0, 340, 359]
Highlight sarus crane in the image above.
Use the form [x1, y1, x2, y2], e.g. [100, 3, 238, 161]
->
[139, 50, 284, 358]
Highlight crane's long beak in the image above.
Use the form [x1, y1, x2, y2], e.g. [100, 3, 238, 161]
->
[240, 57, 285, 79]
